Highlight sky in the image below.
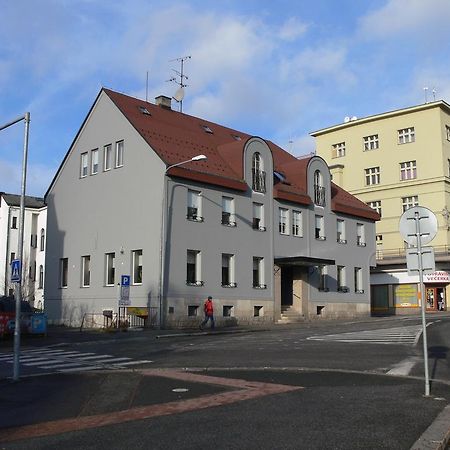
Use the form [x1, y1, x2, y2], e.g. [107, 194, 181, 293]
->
[1, 0, 450, 197]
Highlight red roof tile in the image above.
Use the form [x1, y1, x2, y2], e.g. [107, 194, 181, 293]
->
[104, 89, 379, 221]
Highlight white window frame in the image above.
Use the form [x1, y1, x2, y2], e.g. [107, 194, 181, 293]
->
[186, 249, 202, 286]
[337, 265, 347, 292]
[187, 189, 203, 222]
[252, 152, 266, 193]
[402, 195, 419, 212]
[221, 196, 236, 227]
[292, 210, 302, 237]
[354, 267, 364, 293]
[319, 266, 328, 291]
[365, 166, 380, 185]
[81, 255, 90, 287]
[115, 140, 124, 168]
[221, 253, 236, 287]
[332, 142, 345, 158]
[105, 252, 115, 286]
[91, 148, 99, 175]
[38, 265, 44, 289]
[400, 160, 417, 181]
[367, 201, 382, 217]
[252, 202, 265, 231]
[356, 223, 366, 246]
[252, 257, 266, 289]
[40, 228, 45, 251]
[337, 219, 346, 244]
[314, 170, 325, 206]
[60, 258, 68, 288]
[104, 144, 112, 171]
[315, 215, 325, 240]
[398, 127, 415, 144]
[279, 207, 289, 235]
[363, 134, 379, 151]
[132, 249, 143, 285]
[80, 152, 88, 178]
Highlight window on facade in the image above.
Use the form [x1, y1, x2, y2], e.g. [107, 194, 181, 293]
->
[105, 252, 115, 286]
[314, 170, 326, 206]
[221, 253, 236, 287]
[223, 305, 234, 317]
[29, 261, 36, 281]
[252, 153, 266, 193]
[188, 305, 199, 316]
[315, 215, 325, 240]
[402, 195, 419, 212]
[10, 252, 15, 264]
[252, 202, 265, 231]
[363, 134, 379, 151]
[332, 142, 345, 158]
[186, 250, 202, 285]
[279, 208, 289, 235]
[319, 266, 328, 291]
[292, 210, 302, 237]
[30, 234, 37, 248]
[187, 189, 203, 222]
[336, 219, 346, 243]
[398, 127, 415, 144]
[40, 228, 45, 251]
[367, 201, 382, 217]
[82, 255, 90, 287]
[446, 125, 450, 142]
[104, 144, 112, 171]
[39, 265, 44, 289]
[252, 257, 265, 288]
[221, 196, 236, 226]
[400, 161, 417, 180]
[132, 250, 143, 284]
[115, 140, 124, 168]
[80, 152, 88, 178]
[91, 149, 99, 175]
[448, 159, 450, 178]
[60, 258, 68, 288]
[365, 166, 380, 185]
[337, 266, 347, 292]
[356, 223, 366, 246]
[354, 267, 363, 293]
[11, 216, 17, 229]
[254, 305, 264, 317]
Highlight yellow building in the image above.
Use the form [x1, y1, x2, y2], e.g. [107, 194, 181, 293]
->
[312, 101, 450, 314]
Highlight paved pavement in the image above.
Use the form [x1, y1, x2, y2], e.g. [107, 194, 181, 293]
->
[0, 314, 449, 449]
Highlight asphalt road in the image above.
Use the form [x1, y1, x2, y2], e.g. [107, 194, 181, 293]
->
[0, 314, 449, 449]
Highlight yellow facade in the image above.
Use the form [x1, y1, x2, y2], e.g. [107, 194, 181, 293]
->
[312, 101, 450, 256]
[312, 101, 450, 314]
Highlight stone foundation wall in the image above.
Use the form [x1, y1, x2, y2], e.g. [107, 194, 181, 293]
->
[308, 301, 370, 320]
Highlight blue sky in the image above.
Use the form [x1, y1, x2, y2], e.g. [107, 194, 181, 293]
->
[1, 0, 450, 197]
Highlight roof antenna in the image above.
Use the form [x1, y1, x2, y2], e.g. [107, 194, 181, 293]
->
[146, 70, 149, 103]
[423, 86, 429, 103]
[167, 55, 191, 113]
[432, 87, 437, 102]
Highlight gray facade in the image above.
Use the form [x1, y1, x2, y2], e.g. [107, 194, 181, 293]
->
[45, 89, 377, 328]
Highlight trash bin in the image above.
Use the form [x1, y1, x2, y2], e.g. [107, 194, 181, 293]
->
[28, 313, 47, 335]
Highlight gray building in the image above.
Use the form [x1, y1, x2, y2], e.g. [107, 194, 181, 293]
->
[45, 89, 379, 328]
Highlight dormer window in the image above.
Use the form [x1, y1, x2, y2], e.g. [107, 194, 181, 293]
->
[201, 125, 213, 134]
[314, 170, 325, 206]
[252, 153, 266, 193]
[139, 106, 151, 115]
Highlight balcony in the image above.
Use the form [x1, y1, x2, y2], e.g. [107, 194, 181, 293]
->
[314, 185, 326, 206]
[252, 169, 266, 193]
[376, 245, 450, 265]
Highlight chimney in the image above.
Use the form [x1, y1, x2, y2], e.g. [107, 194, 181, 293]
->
[155, 95, 172, 110]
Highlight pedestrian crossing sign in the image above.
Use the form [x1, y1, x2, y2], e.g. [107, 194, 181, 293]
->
[11, 259, 21, 283]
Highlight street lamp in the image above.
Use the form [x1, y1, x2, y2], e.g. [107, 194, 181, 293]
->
[0, 112, 30, 381]
[158, 154, 207, 328]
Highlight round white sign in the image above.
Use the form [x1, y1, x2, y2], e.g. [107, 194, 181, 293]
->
[399, 206, 437, 246]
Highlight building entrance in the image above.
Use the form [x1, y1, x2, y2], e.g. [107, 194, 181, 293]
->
[425, 286, 446, 311]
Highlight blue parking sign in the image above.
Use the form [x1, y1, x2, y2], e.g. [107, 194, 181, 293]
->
[11, 259, 21, 283]
[121, 275, 130, 286]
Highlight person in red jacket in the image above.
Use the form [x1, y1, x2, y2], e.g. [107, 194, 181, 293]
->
[199, 296, 215, 330]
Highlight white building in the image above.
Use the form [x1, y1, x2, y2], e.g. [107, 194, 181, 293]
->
[0, 193, 47, 309]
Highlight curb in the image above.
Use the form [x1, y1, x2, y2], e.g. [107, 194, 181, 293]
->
[410, 404, 450, 450]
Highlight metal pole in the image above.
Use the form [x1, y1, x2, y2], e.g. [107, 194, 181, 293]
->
[415, 211, 430, 396]
[13, 112, 30, 382]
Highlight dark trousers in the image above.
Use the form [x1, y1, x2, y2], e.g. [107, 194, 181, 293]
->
[200, 314, 215, 329]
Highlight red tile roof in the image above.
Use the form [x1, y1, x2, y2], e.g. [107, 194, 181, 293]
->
[104, 88, 379, 221]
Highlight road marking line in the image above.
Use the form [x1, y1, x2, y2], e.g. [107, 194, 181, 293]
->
[386, 357, 421, 376]
[113, 360, 153, 366]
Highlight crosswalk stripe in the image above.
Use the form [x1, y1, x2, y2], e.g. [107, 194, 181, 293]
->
[113, 360, 153, 366]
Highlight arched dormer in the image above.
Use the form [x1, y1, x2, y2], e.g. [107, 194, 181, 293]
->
[307, 156, 331, 209]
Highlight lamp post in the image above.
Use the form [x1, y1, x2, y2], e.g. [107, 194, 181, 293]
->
[158, 154, 207, 328]
[0, 112, 30, 381]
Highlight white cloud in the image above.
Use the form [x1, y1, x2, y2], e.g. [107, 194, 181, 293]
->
[278, 17, 309, 42]
[358, 0, 450, 41]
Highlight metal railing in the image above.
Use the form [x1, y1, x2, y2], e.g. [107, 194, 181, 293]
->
[376, 245, 450, 261]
